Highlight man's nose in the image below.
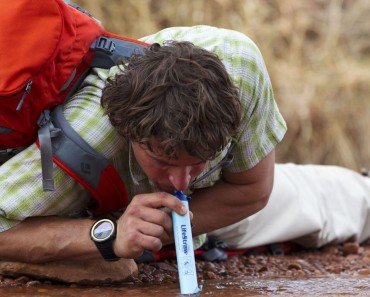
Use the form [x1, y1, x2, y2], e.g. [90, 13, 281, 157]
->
[168, 166, 192, 191]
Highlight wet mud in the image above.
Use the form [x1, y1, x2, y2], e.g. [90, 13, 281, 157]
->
[1, 242, 369, 296]
[1, 277, 370, 296]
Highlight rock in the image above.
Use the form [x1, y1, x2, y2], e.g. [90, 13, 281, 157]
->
[328, 266, 342, 274]
[140, 275, 151, 283]
[321, 245, 339, 255]
[258, 266, 268, 272]
[14, 276, 30, 284]
[295, 259, 313, 270]
[358, 268, 370, 276]
[142, 264, 156, 275]
[245, 258, 257, 266]
[0, 258, 137, 285]
[343, 242, 359, 256]
[288, 261, 302, 270]
[285, 270, 293, 276]
[295, 270, 306, 277]
[26, 280, 41, 287]
[363, 256, 370, 263]
[153, 262, 177, 272]
[203, 262, 217, 273]
[313, 269, 324, 276]
[204, 271, 217, 279]
[218, 269, 228, 276]
[1, 278, 19, 287]
[345, 254, 359, 262]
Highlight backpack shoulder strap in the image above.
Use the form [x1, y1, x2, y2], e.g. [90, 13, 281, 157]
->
[50, 106, 129, 214]
[46, 37, 147, 214]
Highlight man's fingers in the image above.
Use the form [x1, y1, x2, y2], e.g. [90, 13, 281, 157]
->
[122, 233, 162, 258]
[138, 221, 164, 238]
[138, 207, 173, 233]
[136, 233, 163, 253]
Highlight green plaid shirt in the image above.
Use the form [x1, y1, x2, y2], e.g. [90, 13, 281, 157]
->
[0, 26, 286, 243]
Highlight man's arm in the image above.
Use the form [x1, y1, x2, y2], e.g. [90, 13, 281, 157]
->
[0, 217, 98, 263]
[0, 192, 186, 263]
[190, 150, 275, 236]
[0, 150, 273, 263]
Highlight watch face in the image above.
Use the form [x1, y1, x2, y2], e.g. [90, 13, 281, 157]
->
[91, 219, 115, 242]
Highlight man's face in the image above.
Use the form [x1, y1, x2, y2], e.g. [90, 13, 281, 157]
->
[131, 141, 207, 193]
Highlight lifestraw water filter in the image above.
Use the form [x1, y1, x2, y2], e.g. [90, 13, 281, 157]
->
[172, 191, 200, 295]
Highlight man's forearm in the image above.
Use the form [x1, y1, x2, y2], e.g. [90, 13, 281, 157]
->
[190, 179, 271, 236]
[190, 152, 275, 236]
[0, 216, 99, 263]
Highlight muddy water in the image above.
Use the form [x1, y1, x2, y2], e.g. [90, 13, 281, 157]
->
[1, 277, 369, 296]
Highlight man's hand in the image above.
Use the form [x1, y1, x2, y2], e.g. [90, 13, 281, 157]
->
[113, 192, 187, 259]
[0, 192, 192, 263]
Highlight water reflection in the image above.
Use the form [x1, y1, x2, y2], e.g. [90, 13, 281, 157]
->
[1, 276, 369, 296]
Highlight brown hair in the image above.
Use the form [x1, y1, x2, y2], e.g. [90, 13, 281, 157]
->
[101, 41, 241, 160]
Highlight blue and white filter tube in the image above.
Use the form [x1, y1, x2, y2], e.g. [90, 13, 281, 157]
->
[172, 191, 200, 295]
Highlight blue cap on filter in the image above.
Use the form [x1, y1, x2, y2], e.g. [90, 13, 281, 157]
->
[173, 190, 188, 201]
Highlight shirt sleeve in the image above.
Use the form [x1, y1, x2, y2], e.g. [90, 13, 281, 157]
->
[224, 39, 287, 172]
[0, 68, 120, 232]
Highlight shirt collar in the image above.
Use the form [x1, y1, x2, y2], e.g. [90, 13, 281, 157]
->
[128, 142, 147, 185]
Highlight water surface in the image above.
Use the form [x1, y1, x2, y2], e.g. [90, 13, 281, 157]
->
[1, 276, 369, 296]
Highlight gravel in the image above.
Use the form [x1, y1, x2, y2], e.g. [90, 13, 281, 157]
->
[135, 242, 370, 283]
[1, 242, 369, 287]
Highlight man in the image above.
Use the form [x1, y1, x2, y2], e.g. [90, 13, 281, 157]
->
[0, 25, 286, 263]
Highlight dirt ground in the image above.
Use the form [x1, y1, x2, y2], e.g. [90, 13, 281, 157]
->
[1, 241, 368, 288]
[135, 242, 370, 284]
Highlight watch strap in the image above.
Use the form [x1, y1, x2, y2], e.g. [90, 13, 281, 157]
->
[95, 240, 120, 262]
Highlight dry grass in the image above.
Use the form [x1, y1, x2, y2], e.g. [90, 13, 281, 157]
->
[76, 0, 370, 170]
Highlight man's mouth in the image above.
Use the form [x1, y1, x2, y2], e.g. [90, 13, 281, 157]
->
[156, 184, 175, 193]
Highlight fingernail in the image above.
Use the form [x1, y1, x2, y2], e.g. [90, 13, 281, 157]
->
[180, 205, 187, 215]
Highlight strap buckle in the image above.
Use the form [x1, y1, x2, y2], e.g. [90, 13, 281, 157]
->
[37, 110, 60, 137]
[37, 110, 51, 128]
[0, 147, 26, 164]
[0, 148, 19, 156]
[95, 37, 116, 54]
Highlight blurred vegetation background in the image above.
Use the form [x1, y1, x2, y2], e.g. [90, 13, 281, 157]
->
[76, 0, 370, 170]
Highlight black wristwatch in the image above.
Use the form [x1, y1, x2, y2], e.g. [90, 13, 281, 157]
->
[90, 218, 120, 261]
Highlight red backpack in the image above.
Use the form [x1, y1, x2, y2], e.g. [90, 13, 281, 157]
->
[0, 0, 148, 214]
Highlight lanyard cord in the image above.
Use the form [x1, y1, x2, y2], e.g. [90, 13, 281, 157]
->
[189, 141, 236, 188]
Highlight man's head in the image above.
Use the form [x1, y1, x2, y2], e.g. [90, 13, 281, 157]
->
[102, 41, 241, 191]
